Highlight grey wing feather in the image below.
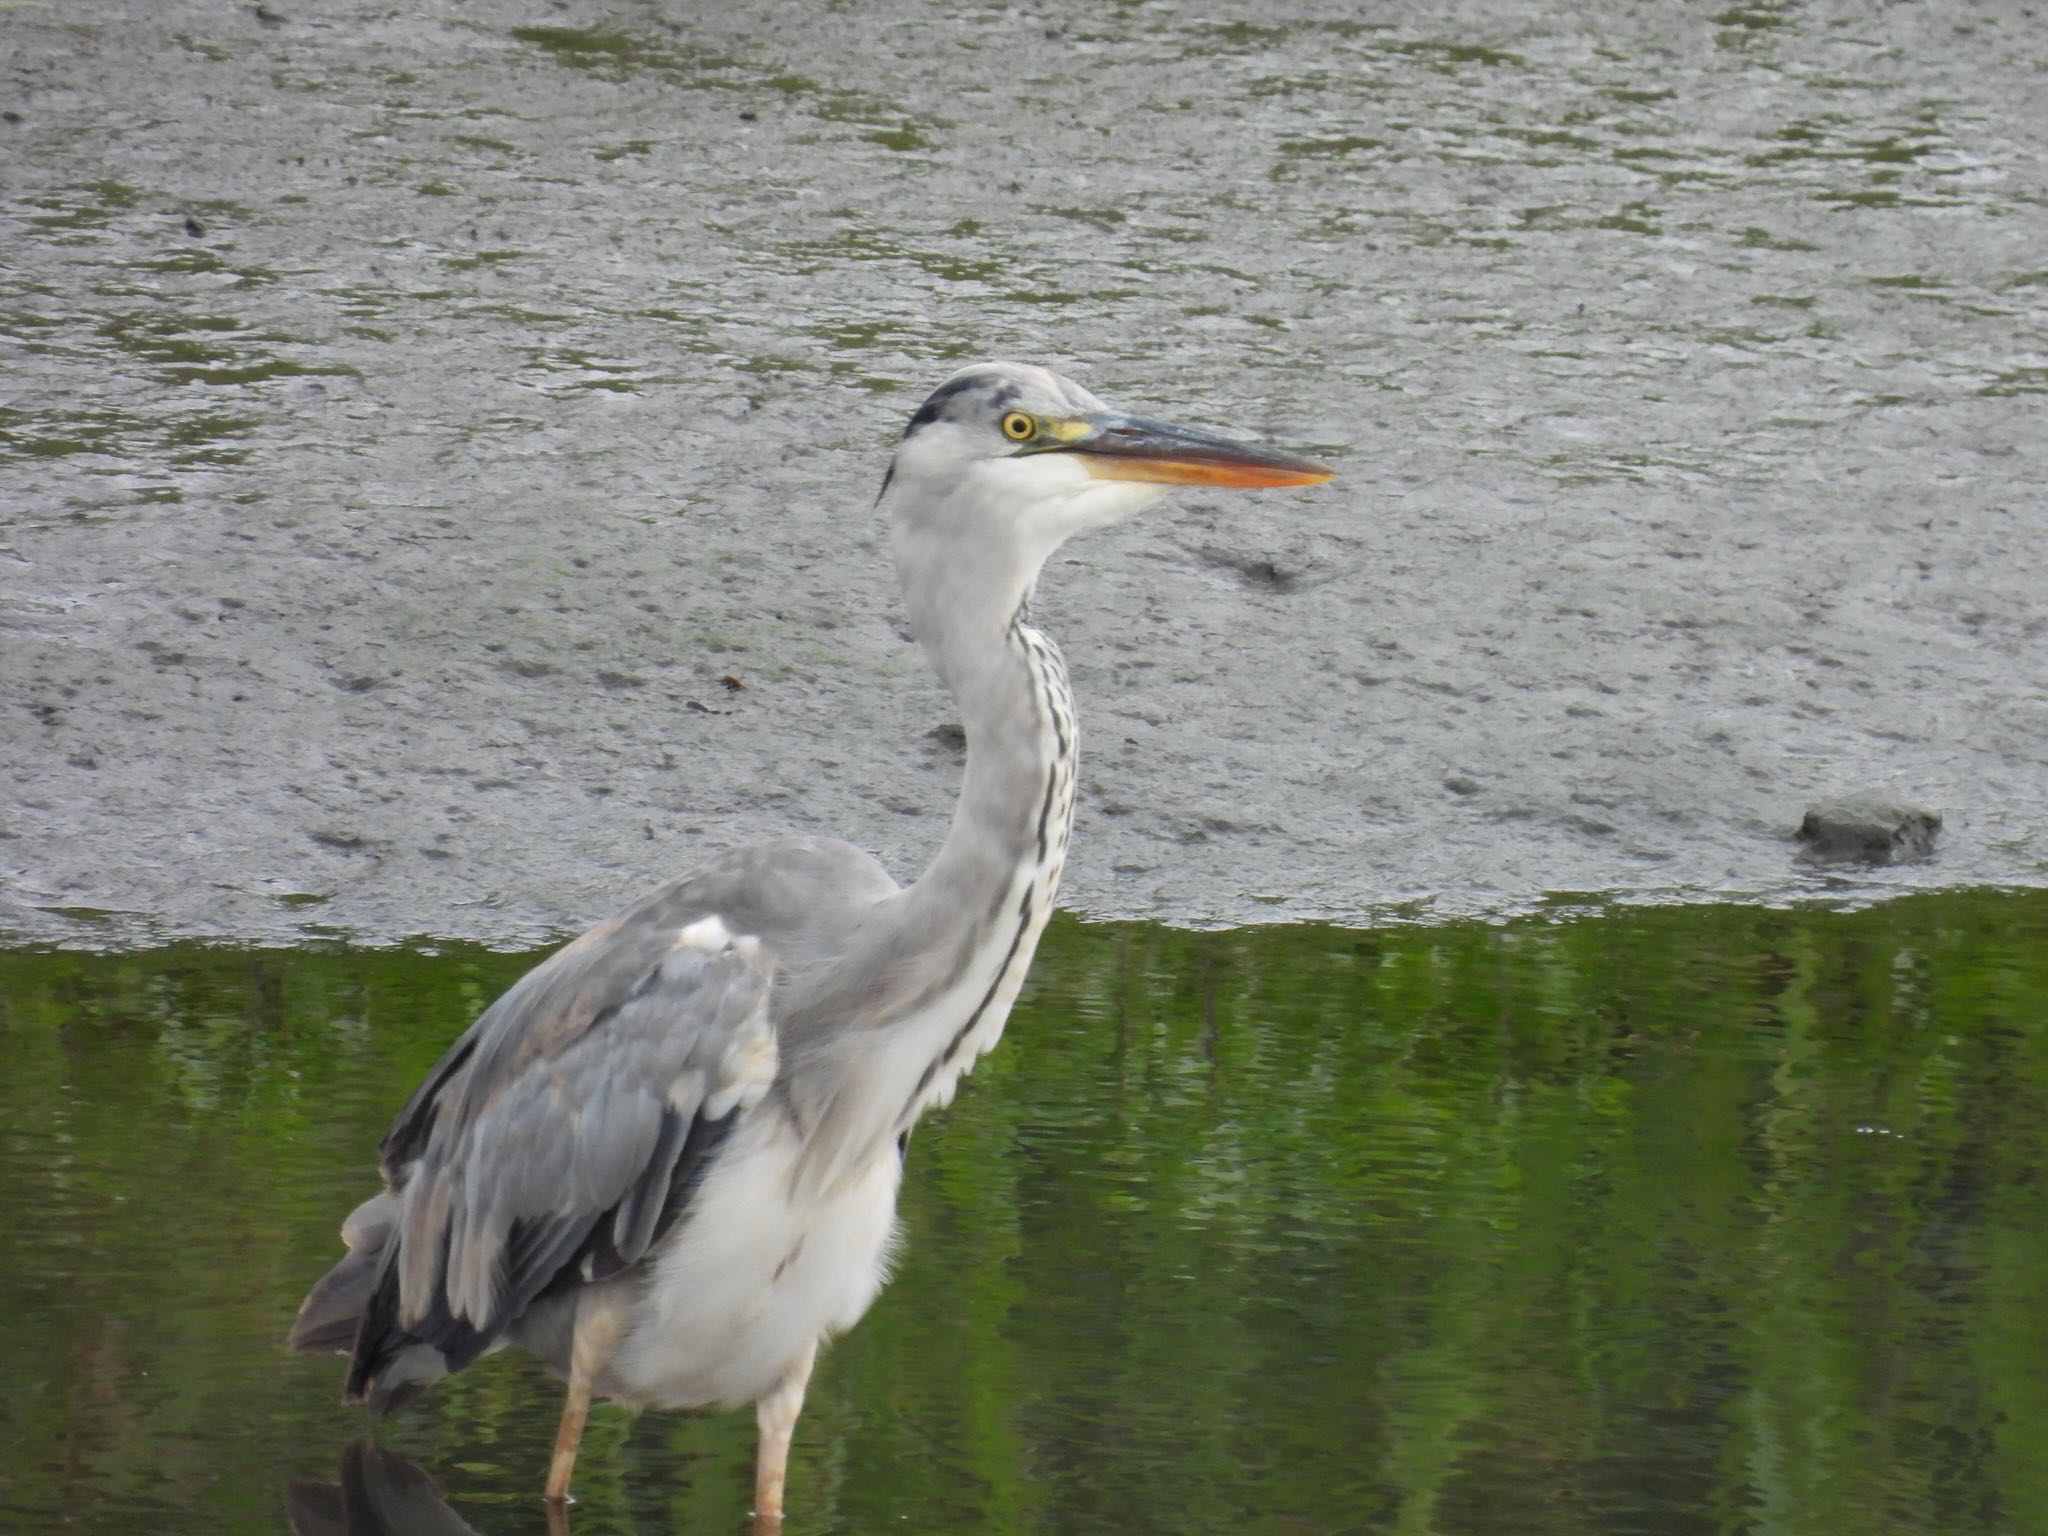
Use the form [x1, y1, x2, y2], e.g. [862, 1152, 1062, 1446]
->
[289, 1192, 399, 1354]
[293, 836, 900, 1406]
[335, 909, 777, 1404]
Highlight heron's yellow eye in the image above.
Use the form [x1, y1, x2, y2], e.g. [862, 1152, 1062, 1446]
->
[1000, 411, 1037, 442]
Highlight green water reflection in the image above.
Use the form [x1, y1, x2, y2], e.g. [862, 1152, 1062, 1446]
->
[3, 891, 2045, 1535]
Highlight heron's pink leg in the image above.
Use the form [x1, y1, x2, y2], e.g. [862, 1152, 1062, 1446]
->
[753, 1338, 819, 1528]
[546, 1300, 623, 1505]
[546, 1378, 591, 1504]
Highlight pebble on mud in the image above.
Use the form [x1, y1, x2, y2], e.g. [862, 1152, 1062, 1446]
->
[1797, 793, 1941, 865]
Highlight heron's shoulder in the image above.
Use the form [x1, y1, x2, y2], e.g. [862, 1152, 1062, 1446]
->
[381, 839, 896, 1161]
[629, 836, 899, 939]
[455, 838, 892, 1045]
[692, 834, 898, 892]
[379, 894, 778, 1174]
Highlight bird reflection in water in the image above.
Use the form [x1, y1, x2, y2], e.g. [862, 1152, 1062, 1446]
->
[292, 1442, 768, 1536]
[287, 1443, 486, 1536]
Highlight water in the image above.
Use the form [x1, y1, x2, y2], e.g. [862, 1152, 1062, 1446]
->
[4, 890, 2045, 1535]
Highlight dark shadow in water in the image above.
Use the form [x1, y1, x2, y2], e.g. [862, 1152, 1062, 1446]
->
[287, 1443, 485, 1536]
[288, 1441, 770, 1536]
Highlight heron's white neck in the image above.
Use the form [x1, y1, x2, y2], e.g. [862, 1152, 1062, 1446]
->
[786, 555, 1079, 1188]
[782, 512, 1086, 1190]
[893, 532, 1075, 939]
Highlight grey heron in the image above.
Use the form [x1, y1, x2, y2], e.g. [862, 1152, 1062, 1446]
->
[290, 361, 1332, 1522]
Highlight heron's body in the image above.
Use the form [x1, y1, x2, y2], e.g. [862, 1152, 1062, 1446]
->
[292, 362, 1327, 1522]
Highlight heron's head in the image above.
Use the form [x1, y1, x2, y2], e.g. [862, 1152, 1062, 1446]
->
[882, 361, 1332, 568]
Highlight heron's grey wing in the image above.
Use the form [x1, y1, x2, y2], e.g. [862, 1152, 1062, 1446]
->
[343, 911, 775, 1407]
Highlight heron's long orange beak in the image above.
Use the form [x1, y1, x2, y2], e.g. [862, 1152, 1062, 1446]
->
[1060, 412, 1334, 488]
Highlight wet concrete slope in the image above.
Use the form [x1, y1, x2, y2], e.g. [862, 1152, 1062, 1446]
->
[3, 1, 2043, 944]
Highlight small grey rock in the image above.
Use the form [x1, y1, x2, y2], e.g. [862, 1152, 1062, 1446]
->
[1797, 793, 1941, 864]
